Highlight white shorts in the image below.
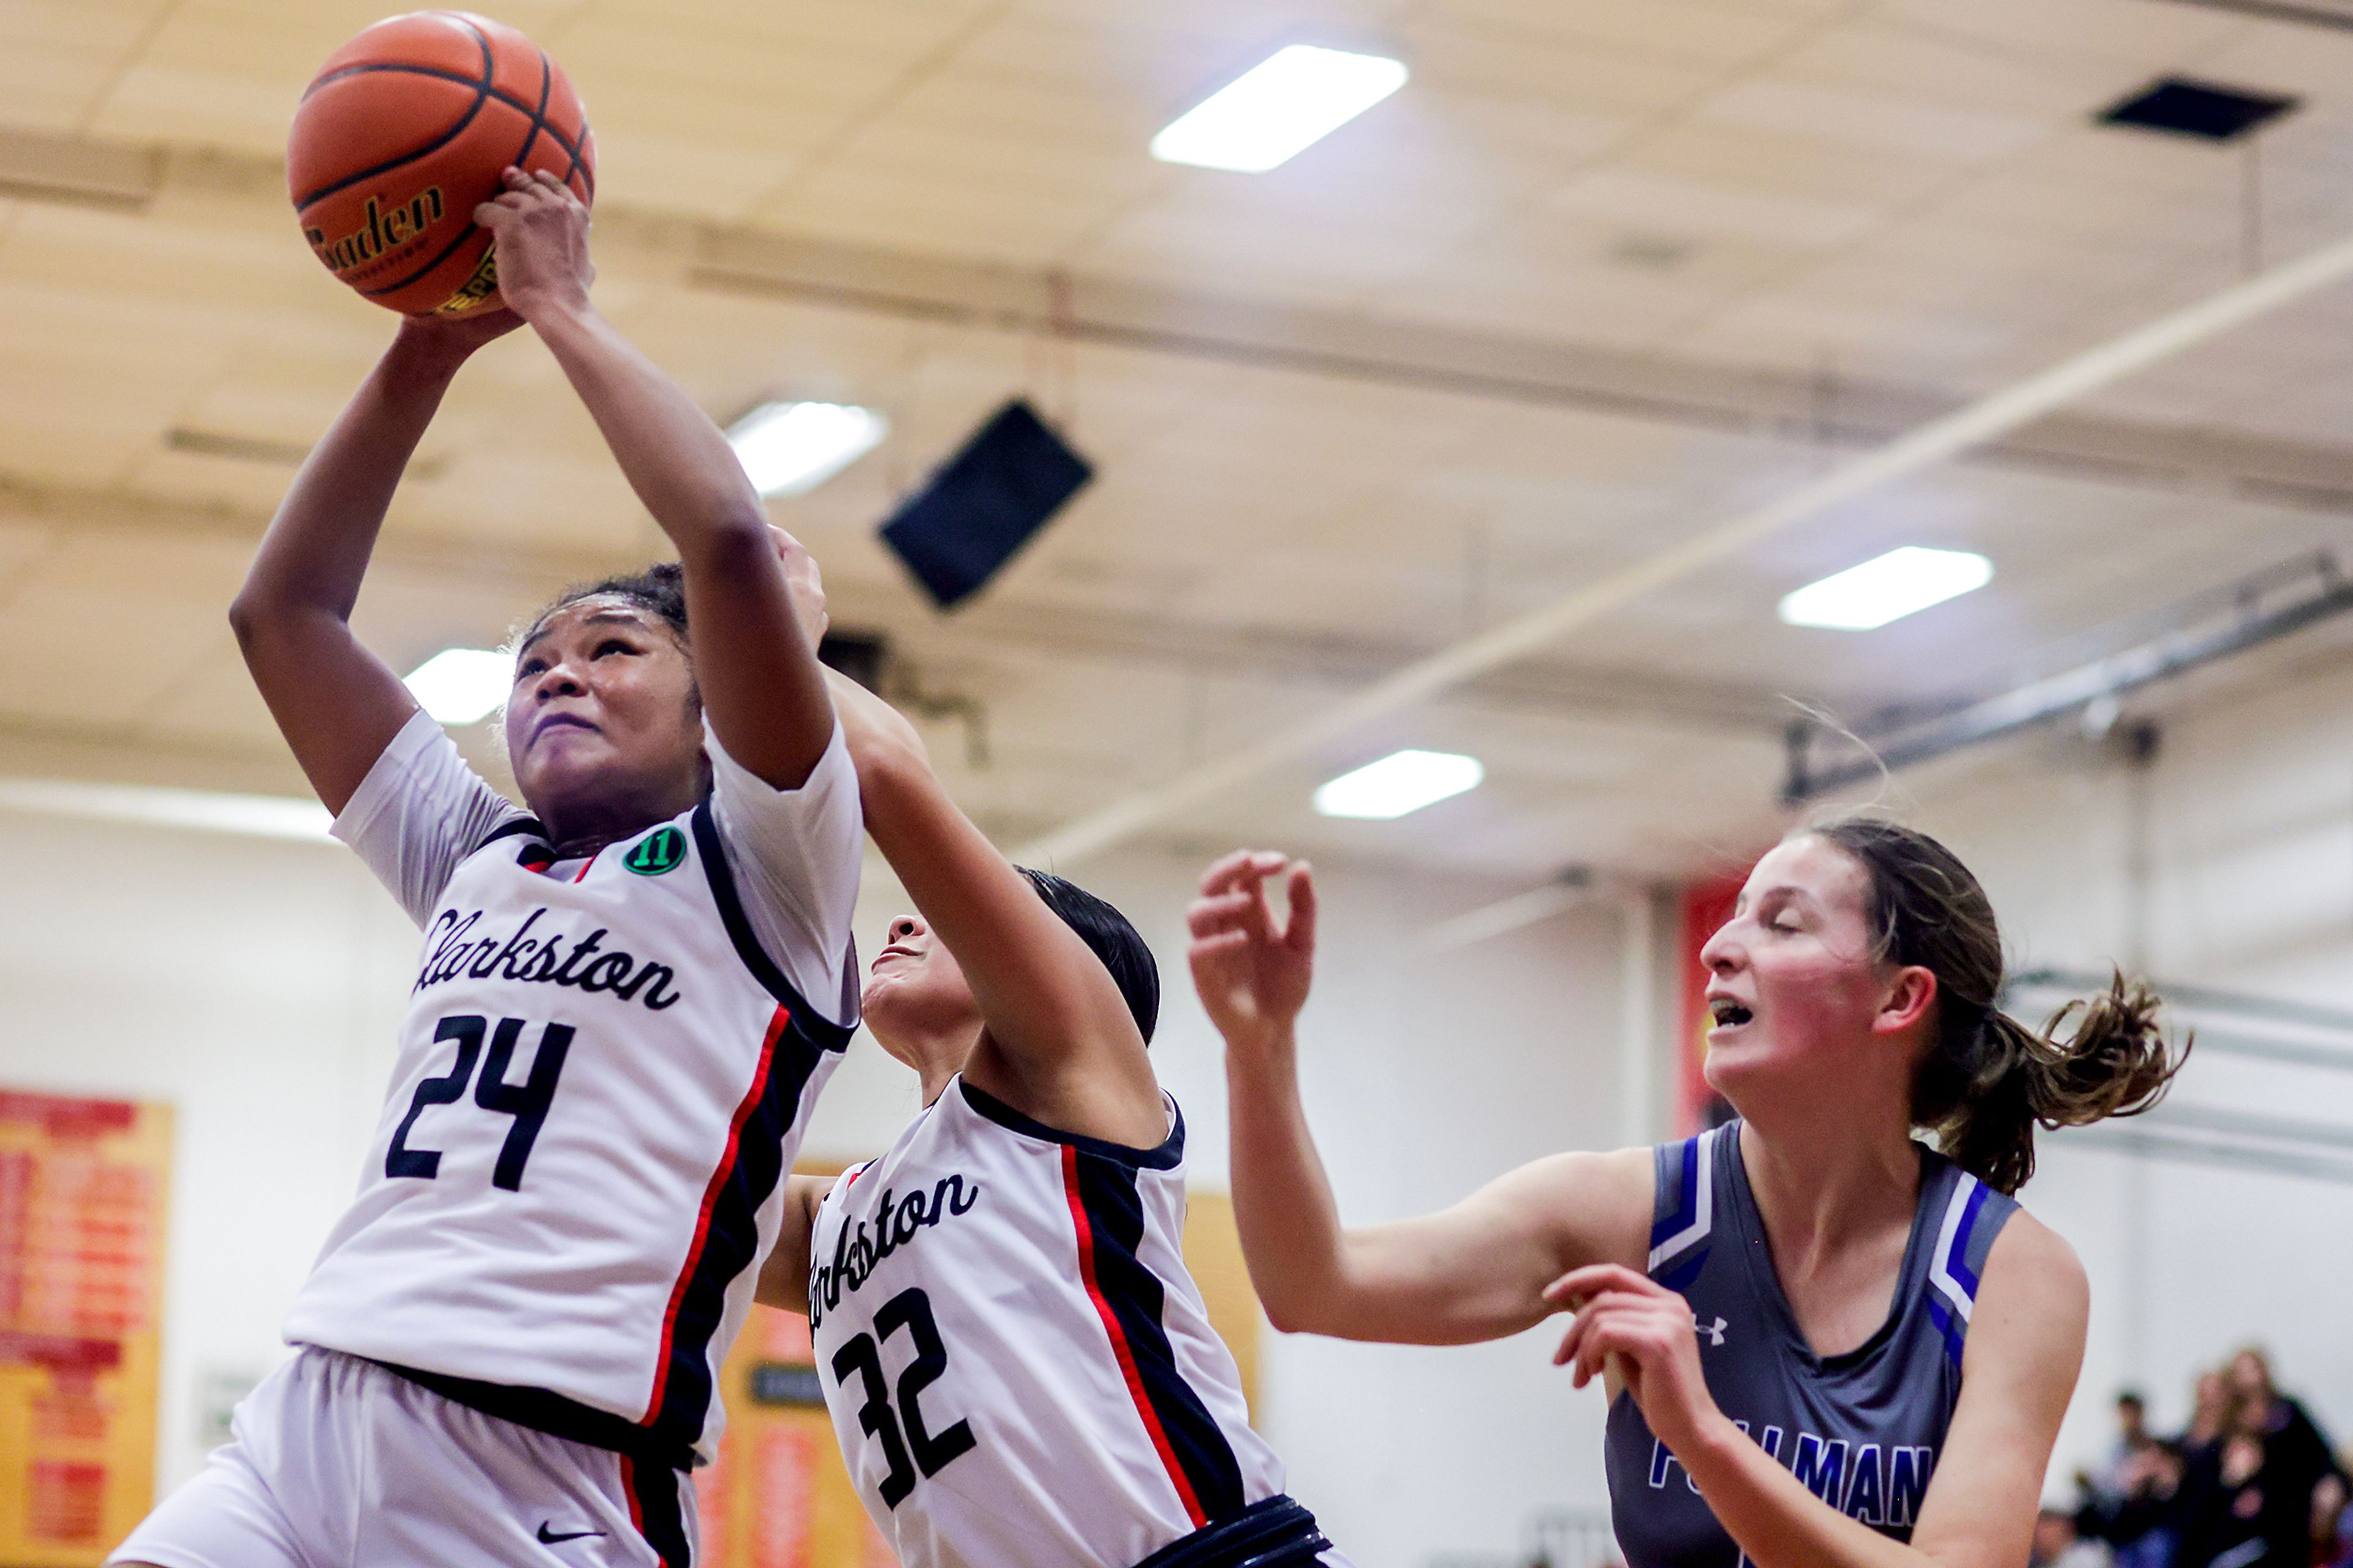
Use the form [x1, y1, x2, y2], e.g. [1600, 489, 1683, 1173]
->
[110, 1348, 696, 1568]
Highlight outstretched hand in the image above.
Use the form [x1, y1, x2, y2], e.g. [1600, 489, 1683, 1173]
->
[473, 167, 594, 322]
[1188, 851, 1317, 1055]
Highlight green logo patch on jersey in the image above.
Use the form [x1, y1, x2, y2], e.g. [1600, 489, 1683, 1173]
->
[624, 825, 687, 877]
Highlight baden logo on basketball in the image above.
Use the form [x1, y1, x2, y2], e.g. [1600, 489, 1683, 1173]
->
[305, 187, 446, 278]
[624, 827, 686, 877]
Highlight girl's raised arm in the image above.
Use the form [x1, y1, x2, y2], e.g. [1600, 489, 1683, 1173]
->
[827, 670, 1165, 1148]
[1189, 850, 1651, 1343]
[229, 310, 523, 812]
[479, 169, 833, 787]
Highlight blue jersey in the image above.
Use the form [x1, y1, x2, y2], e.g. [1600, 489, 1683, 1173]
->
[1602, 1121, 2017, 1568]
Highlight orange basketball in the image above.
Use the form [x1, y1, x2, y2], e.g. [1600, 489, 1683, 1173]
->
[287, 10, 594, 316]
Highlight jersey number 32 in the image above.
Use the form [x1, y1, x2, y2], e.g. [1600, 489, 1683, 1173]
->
[832, 1287, 975, 1506]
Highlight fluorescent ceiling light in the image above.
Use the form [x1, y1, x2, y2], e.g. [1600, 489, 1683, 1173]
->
[727, 401, 888, 498]
[1314, 749, 1483, 820]
[0, 778, 332, 842]
[404, 647, 511, 725]
[1778, 547, 1993, 631]
[1151, 45, 1408, 173]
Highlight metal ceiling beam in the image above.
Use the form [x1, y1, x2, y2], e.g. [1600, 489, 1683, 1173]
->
[1783, 552, 2353, 802]
[2150, 0, 2353, 32]
[1016, 229, 2353, 865]
[9, 129, 2353, 513]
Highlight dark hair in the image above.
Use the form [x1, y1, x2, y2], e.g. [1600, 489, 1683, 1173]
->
[521, 561, 690, 653]
[1017, 868, 1160, 1044]
[1802, 813, 2186, 1195]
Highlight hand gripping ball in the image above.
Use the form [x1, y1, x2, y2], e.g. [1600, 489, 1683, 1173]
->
[288, 10, 594, 316]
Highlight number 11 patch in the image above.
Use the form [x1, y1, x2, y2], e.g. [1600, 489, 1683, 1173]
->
[624, 826, 686, 876]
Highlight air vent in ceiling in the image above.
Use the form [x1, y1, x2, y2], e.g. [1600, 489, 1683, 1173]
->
[2097, 76, 2298, 142]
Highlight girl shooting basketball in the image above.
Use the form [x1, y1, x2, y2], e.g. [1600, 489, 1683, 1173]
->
[1189, 821, 2182, 1568]
[112, 170, 860, 1568]
[751, 673, 1346, 1568]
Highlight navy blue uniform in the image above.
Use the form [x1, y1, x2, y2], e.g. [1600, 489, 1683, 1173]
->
[1602, 1121, 2017, 1568]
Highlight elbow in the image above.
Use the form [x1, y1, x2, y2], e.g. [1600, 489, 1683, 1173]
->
[1260, 1297, 1314, 1336]
[226, 590, 270, 652]
[683, 512, 775, 571]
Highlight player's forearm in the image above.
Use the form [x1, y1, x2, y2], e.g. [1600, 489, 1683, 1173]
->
[232, 330, 460, 634]
[1678, 1417, 1933, 1568]
[525, 302, 768, 558]
[1224, 1036, 1360, 1336]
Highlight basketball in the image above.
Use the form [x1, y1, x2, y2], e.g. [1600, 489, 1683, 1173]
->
[287, 10, 594, 316]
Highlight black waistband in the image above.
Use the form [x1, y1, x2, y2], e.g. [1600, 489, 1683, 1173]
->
[368, 1360, 698, 1473]
[1134, 1496, 1332, 1568]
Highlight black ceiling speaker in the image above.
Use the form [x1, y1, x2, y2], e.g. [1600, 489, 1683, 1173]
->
[2097, 77, 2298, 142]
[879, 398, 1093, 610]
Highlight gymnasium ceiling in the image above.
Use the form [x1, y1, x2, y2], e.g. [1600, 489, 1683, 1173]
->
[7, 0, 2353, 882]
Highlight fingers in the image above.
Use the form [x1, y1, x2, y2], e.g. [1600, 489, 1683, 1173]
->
[1544, 1263, 1664, 1309]
[1196, 848, 1287, 899]
[1283, 862, 1317, 955]
[1188, 928, 1252, 961]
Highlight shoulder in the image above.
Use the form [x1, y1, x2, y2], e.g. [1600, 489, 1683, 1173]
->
[1964, 1206, 2088, 1379]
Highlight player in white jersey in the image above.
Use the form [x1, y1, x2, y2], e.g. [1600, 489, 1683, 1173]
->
[748, 674, 1346, 1568]
[112, 170, 860, 1568]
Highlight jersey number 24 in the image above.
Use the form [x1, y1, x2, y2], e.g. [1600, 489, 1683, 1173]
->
[385, 1014, 572, 1191]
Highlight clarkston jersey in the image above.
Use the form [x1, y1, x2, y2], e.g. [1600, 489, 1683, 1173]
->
[283, 712, 859, 1474]
[808, 1077, 1338, 1568]
[1602, 1119, 2018, 1568]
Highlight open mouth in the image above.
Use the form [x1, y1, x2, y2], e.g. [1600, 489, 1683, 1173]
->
[1708, 998, 1753, 1028]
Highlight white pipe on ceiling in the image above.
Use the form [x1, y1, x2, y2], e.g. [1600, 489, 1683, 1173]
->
[1017, 231, 2353, 867]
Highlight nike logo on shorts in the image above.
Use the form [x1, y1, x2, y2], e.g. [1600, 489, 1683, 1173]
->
[537, 1523, 607, 1544]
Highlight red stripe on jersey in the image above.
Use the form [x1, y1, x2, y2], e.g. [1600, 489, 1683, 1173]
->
[572, 852, 597, 883]
[618, 1453, 647, 1533]
[643, 1002, 790, 1425]
[1061, 1143, 1207, 1528]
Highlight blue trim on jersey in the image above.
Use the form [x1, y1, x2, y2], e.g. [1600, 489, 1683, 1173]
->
[960, 1078, 1184, 1170]
[644, 1015, 828, 1455]
[1072, 1150, 1247, 1521]
[1647, 1131, 1716, 1292]
[688, 802, 854, 1044]
[1945, 1181, 1991, 1298]
[1650, 1138, 1700, 1253]
[1925, 1294, 1968, 1370]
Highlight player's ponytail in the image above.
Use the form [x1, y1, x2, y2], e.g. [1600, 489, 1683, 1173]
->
[1806, 814, 2186, 1194]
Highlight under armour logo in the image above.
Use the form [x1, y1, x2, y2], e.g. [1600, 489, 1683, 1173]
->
[1696, 1315, 1729, 1347]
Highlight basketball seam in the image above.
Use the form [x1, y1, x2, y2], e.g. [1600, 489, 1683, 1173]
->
[300, 65, 588, 166]
[294, 65, 587, 208]
[292, 17, 497, 214]
[357, 40, 562, 306]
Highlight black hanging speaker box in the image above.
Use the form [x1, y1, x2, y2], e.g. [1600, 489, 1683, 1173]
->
[880, 398, 1093, 610]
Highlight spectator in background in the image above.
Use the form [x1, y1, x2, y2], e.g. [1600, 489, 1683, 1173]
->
[2173, 1394, 2271, 1568]
[2080, 1390, 2182, 1568]
[2035, 1507, 2110, 1568]
[2227, 1347, 2344, 1564]
[2183, 1373, 2232, 1458]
